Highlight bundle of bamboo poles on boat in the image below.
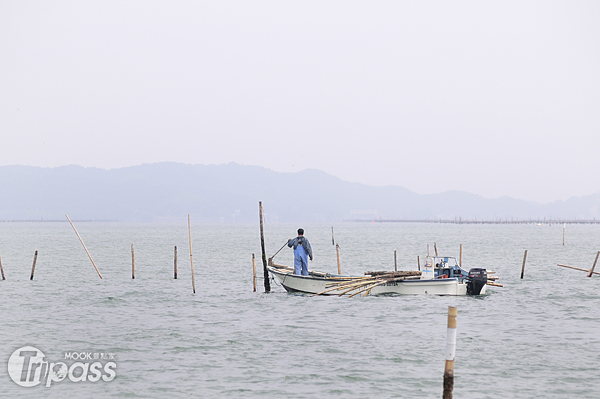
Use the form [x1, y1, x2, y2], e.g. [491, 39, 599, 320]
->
[311, 271, 422, 297]
[486, 271, 503, 287]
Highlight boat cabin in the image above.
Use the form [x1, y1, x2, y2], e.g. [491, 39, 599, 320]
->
[421, 256, 468, 281]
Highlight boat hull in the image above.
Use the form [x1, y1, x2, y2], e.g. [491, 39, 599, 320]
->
[268, 266, 485, 296]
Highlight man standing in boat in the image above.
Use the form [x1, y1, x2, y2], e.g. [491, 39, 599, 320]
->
[287, 228, 313, 276]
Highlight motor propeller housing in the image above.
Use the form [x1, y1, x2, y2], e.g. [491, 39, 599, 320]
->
[467, 268, 488, 295]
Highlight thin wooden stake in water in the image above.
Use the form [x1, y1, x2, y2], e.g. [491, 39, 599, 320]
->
[459, 244, 463, 268]
[331, 226, 335, 246]
[394, 250, 397, 272]
[188, 214, 196, 294]
[587, 251, 600, 278]
[66, 214, 103, 279]
[259, 202, 271, 292]
[520, 250, 528, 279]
[336, 244, 341, 275]
[557, 263, 600, 276]
[30, 250, 38, 280]
[443, 306, 458, 399]
[434, 242, 439, 257]
[174, 246, 178, 279]
[0, 250, 5, 280]
[131, 244, 135, 279]
[252, 253, 257, 292]
[427, 244, 430, 257]
[417, 256, 420, 271]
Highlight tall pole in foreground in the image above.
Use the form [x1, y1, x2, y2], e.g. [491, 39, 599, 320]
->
[66, 214, 103, 279]
[459, 244, 463, 268]
[0, 250, 5, 280]
[30, 250, 38, 280]
[394, 250, 397, 272]
[188, 214, 196, 294]
[443, 306, 458, 399]
[259, 202, 271, 292]
[520, 250, 528, 279]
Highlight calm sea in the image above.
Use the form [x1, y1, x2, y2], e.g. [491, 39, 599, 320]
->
[1, 221, 600, 398]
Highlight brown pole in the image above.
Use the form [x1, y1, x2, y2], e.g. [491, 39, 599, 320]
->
[434, 242, 438, 256]
[558, 263, 600, 275]
[336, 244, 341, 275]
[331, 226, 335, 246]
[443, 306, 458, 399]
[417, 255, 420, 271]
[427, 244, 430, 257]
[30, 250, 38, 280]
[188, 214, 196, 294]
[252, 253, 257, 292]
[131, 244, 135, 279]
[259, 202, 271, 292]
[520, 250, 528, 279]
[459, 244, 463, 268]
[0, 249, 5, 280]
[587, 251, 600, 278]
[174, 246, 178, 279]
[394, 250, 397, 272]
[66, 214, 103, 279]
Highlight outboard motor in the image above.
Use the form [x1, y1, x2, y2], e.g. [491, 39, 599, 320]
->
[467, 268, 487, 295]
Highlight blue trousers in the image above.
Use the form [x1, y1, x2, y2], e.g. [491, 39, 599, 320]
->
[294, 245, 309, 276]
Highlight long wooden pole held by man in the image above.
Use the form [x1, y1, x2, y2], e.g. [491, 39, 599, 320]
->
[259, 202, 271, 292]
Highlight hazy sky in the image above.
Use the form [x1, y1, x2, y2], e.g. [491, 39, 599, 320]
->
[1, 1, 599, 203]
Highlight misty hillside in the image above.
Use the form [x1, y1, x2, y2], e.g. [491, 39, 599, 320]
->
[0, 163, 598, 222]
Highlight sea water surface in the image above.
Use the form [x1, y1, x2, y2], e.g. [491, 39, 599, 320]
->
[1, 221, 600, 398]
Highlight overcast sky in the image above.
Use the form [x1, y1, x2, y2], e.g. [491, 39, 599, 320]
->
[1, 1, 598, 204]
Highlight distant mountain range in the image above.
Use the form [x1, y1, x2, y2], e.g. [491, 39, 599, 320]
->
[0, 163, 598, 222]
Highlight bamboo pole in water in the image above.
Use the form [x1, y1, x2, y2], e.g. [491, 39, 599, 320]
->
[174, 246, 178, 279]
[188, 215, 196, 294]
[427, 244, 430, 257]
[66, 214, 103, 279]
[131, 244, 135, 279]
[587, 251, 600, 278]
[434, 242, 438, 256]
[558, 263, 600, 276]
[331, 226, 335, 246]
[259, 202, 270, 292]
[417, 256, 420, 271]
[252, 253, 257, 292]
[443, 306, 458, 399]
[30, 250, 38, 280]
[349, 281, 386, 298]
[0, 249, 5, 280]
[520, 250, 528, 279]
[336, 244, 341, 275]
[459, 244, 463, 268]
[394, 250, 397, 272]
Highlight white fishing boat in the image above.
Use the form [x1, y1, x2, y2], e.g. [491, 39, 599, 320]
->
[267, 256, 491, 296]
